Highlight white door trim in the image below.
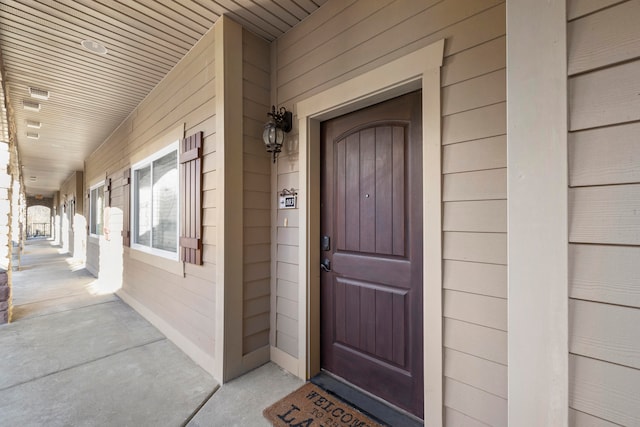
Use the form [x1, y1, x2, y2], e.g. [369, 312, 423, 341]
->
[294, 39, 445, 425]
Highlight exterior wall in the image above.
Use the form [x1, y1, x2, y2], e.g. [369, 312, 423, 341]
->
[85, 25, 219, 372]
[242, 30, 272, 355]
[567, 1, 640, 425]
[272, 1, 507, 424]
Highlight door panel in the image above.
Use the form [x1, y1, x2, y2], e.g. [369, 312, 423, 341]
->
[320, 91, 423, 418]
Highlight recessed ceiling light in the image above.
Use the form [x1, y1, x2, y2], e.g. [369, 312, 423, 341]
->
[81, 39, 108, 55]
[27, 132, 39, 140]
[23, 100, 40, 112]
[26, 120, 41, 129]
[29, 87, 49, 100]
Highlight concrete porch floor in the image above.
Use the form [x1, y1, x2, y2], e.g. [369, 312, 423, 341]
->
[0, 238, 302, 426]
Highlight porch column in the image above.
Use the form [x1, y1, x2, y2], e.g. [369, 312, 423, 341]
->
[0, 141, 12, 323]
[507, 0, 568, 425]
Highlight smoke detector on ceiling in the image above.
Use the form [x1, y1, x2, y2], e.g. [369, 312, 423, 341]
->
[81, 39, 108, 55]
[23, 100, 41, 112]
[26, 120, 41, 129]
[29, 87, 49, 100]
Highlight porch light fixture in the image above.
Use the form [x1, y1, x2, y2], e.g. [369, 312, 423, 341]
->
[262, 105, 292, 163]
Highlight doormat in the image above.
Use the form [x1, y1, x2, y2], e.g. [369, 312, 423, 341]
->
[263, 382, 385, 427]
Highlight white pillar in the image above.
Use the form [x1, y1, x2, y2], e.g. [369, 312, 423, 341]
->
[507, 0, 568, 425]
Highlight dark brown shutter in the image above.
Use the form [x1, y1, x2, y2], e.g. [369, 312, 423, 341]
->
[104, 173, 112, 207]
[180, 131, 203, 265]
[121, 168, 131, 247]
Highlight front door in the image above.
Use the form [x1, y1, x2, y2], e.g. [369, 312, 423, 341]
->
[320, 91, 423, 418]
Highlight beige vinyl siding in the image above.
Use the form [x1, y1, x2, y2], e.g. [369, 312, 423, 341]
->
[567, 1, 640, 424]
[273, 1, 507, 423]
[85, 26, 218, 362]
[242, 29, 272, 355]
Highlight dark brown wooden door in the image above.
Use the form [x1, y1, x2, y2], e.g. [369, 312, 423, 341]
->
[320, 91, 423, 418]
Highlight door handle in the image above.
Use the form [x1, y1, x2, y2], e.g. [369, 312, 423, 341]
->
[320, 258, 331, 272]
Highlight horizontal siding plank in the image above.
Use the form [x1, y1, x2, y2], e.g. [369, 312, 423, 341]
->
[442, 68, 506, 116]
[442, 102, 506, 145]
[244, 279, 269, 300]
[277, 330, 298, 357]
[444, 290, 507, 331]
[442, 135, 507, 174]
[567, 0, 627, 20]
[569, 408, 620, 427]
[442, 36, 505, 87]
[569, 184, 640, 245]
[445, 348, 508, 399]
[443, 260, 507, 299]
[444, 232, 507, 265]
[569, 60, 640, 131]
[570, 299, 640, 369]
[569, 244, 640, 308]
[277, 313, 298, 338]
[278, 3, 506, 105]
[276, 279, 298, 301]
[444, 200, 507, 233]
[277, 244, 299, 264]
[569, 121, 640, 187]
[570, 354, 640, 426]
[443, 168, 507, 202]
[444, 318, 507, 365]
[278, 0, 497, 93]
[444, 378, 507, 427]
[277, 226, 299, 246]
[445, 407, 490, 427]
[568, 0, 640, 75]
[277, 296, 297, 319]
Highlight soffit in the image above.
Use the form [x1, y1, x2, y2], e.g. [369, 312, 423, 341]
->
[0, 0, 326, 197]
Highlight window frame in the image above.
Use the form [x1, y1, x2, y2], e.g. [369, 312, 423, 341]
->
[89, 181, 105, 237]
[130, 141, 180, 260]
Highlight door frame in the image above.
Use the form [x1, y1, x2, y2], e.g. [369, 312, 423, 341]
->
[288, 40, 445, 424]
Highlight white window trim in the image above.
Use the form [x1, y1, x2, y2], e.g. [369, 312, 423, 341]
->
[89, 180, 105, 238]
[130, 141, 180, 261]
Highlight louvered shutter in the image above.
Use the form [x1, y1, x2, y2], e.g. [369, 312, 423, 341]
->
[121, 168, 131, 247]
[104, 173, 112, 207]
[180, 131, 203, 265]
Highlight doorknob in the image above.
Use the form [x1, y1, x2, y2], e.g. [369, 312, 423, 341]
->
[320, 258, 331, 272]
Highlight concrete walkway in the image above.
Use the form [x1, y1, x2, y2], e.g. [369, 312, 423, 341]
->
[0, 238, 302, 426]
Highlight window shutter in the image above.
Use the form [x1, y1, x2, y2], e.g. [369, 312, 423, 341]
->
[180, 131, 203, 265]
[104, 174, 112, 207]
[121, 168, 131, 247]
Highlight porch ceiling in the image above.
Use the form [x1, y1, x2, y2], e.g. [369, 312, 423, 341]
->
[0, 0, 326, 197]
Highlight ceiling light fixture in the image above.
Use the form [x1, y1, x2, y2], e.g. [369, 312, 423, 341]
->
[29, 87, 49, 100]
[26, 120, 41, 129]
[23, 100, 41, 112]
[27, 132, 39, 140]
[81, 39, 108, 55]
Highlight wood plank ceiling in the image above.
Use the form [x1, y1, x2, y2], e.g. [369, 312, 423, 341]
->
[0, 0, 326, 197]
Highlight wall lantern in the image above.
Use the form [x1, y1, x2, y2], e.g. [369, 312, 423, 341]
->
[263, 106, 292, 163]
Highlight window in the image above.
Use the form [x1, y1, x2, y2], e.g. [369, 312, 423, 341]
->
[89, 182, 104, 236]
[131, 143, 179, 258]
